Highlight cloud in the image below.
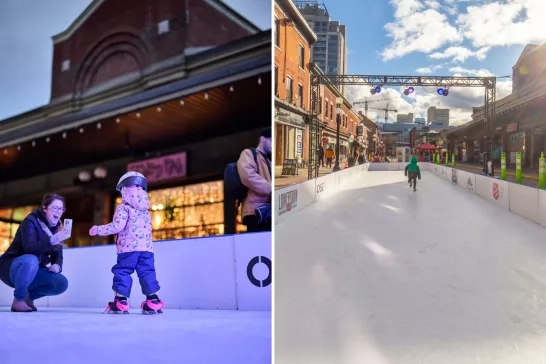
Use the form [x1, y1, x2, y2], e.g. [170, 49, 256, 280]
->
[457, 0, 546, 48]
[428, 46, 490, 62]
[380, 0, 546, 61]
[415, 64, 444, 73]
[345, 68, 512, 126]
[380, 0, 462, 60]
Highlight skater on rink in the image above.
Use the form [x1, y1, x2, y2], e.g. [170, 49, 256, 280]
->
[89, 171, 164, 315]
[404, 155, 421, 191]
[0, 194, 69, 312]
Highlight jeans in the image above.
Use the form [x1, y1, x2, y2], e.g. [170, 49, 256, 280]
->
[112, 252, 160, 297]
[243, 215, 271, 233]
[9, 254, 68, 301]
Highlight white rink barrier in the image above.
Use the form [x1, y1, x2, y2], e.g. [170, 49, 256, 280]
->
[0, 232, 271, 311]
[276, 163, 370, 224]
[427, 163, 546, 226]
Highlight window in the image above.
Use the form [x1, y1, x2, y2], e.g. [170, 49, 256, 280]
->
[61, 59, 70, 72]
[286, 76, 293, 103]
[115, 180, 237, 240]
[324, 99, 328, 118]
[158, 20, 170, 34]
[297, 84, 303, 108]
[298, 45, 305, 68]
[274, 66, 278, 96]
[275, 18, 280, 47]
[319, 96, 323, 114]
[330, 104, 333, 119]
[0, 205, 38, 254]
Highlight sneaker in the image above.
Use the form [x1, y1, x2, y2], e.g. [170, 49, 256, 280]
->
[11, 299, 33, 312]
[25, 292, 37, 312]
[103, 296, 130, 314]
[141, 294, 164, 315]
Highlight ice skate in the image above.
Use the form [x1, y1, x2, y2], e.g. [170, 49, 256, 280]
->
[103, 295, 130, 314]
[141, 294, 164, 315]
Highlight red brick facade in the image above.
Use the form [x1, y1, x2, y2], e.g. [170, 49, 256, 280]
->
[274, 6, 311, 110]
[51, 0, 254, 100]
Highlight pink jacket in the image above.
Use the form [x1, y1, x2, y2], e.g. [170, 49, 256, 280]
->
[95, 187, 153, 253]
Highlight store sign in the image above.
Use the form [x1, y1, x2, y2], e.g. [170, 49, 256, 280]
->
[127, 151, 187, 183]
[295, 129, 303, 155]
[506, 123, 517, 133]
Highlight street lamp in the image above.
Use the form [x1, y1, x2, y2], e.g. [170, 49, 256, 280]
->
[333, 97, 344, 171]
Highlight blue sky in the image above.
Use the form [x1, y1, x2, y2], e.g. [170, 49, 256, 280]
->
[0, 0, 271, 121]
[321, 0, 546, 124]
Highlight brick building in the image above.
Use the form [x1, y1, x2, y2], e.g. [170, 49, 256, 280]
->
[358, 111, 380, 155]
[446, 42, 546, 168]
[0, 0, 271, 252]
[273, 0, 317, 166]
[316, 66, 359, 163]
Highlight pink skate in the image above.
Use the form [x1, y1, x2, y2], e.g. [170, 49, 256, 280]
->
[103, 296, 130, 314]
[140, 294, 164, 315]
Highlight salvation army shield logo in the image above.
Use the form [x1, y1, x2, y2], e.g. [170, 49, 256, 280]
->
[492, 182, 500, 200]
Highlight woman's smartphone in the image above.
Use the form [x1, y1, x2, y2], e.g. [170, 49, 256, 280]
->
[63, 219, 73, 238]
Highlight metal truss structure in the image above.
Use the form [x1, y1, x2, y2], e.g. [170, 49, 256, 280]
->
[308, 74, 497, 179]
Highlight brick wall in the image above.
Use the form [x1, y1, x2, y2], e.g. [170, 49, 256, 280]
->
[51, 0, 254, 100]
[319, 84, 354, 135]
[274, 5, 311, 110]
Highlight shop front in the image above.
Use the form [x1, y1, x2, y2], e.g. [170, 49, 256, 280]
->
[274, 106, 307, 166]
[0, 32, 271, 253]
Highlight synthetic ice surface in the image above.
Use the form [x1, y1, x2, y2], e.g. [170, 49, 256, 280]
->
[275, 171, 546, 364]
[0, 307, 271, 364]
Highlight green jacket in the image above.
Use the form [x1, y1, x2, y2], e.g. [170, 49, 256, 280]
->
[404, 156, 421, 179]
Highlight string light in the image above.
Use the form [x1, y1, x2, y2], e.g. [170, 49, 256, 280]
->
[229, 85, 234, 92]
[79, 128, 84, 134]
[116, 118, 120, 123]
[258, 77, 262, 85]
[180, 100, 184, 105]
[62, 132, 67, 139]
[32, 141, 36, 147]
[136, 112, 140, 118]
[157, 107, 161, 112]
[3, 149, 6, 155]
[97, 122, 101, 129]
[46, 137, 50, 143]
[17, 145, 20, 151]
[204, 92, 209, 100]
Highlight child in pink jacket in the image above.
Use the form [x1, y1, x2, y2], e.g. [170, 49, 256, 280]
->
[89, 171, 164, 315]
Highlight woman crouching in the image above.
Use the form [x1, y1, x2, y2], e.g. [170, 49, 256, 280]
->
[0, 193, 70, 312]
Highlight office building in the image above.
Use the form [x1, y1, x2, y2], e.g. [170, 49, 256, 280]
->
[295, 0, 348, 95]
[427, 107, 450, 125]
[397, 113, 414, 123]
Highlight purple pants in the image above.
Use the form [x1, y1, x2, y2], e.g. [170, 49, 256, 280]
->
[112, 251, 160, 297]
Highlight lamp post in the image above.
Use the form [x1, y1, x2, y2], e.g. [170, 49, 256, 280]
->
[333, 97, 344, 171]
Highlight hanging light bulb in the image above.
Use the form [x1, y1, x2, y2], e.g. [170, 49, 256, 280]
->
[204, 92, 209, 100]
[79, 128, 84, 134]
[62, 132, 67, 139]
[32, 140, 36, 147]
[116, 118, 120, 123]
[46, 137, 50, 143]
[3, 149, 7, 155]
[136, 112, 140, 118]
[180, 100, 184, 106]
[157, 106, 161, 112]
[17, 145, 21, 151]
[97, 122, 101, 129]
[229, 85, 234, 92]
[258, 77, 262, 85]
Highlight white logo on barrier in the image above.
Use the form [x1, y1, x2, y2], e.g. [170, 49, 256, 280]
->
[466, 176, 474, 192]
[279, 189, 297, 215]
[316, 183, 325, 193]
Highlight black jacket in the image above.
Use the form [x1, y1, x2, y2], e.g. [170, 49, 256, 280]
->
[0, 209, 63, 287]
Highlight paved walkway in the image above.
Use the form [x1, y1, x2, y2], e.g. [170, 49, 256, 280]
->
[275, 165, 335, 189]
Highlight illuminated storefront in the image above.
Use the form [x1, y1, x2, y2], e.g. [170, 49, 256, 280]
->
[0, 206, 38, 254]
[115, 180, 246, 241]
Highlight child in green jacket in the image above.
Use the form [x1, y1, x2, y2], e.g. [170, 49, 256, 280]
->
[404, 156, 421, 191]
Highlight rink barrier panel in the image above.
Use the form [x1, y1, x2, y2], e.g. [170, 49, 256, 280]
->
[427, 163, 546, 227]
[275, 163, 371, 225]
[0, 232, 271, 311]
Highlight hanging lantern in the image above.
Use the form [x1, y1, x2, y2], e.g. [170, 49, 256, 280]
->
[78, 170, 92, 182]
[93, 166, 107, 179]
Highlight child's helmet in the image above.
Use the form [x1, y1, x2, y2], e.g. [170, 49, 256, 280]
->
[116, 171, 148, 192]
